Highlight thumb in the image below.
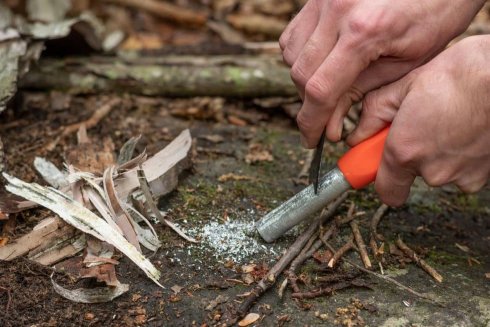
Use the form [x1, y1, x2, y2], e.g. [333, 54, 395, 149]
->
[347, 73, 413, 146]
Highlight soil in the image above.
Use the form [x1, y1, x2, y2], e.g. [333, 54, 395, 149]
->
[0, 92, 489, 327]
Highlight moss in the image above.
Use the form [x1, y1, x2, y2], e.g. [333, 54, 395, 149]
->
[426, 250, 465, 265]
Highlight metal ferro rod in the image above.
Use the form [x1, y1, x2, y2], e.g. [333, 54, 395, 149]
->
[256, 167, 351, 243]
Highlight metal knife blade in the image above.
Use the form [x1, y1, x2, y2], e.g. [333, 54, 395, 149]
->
[309, 130, 326, 194]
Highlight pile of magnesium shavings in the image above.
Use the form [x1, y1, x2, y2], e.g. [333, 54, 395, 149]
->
[184, 214, 283, 264]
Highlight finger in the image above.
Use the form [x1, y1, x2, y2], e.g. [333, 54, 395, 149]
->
[347, 73, 414, 146]
[375, 150, 416, 207]
[297, 36, 375, 147]
[289, 11, 339, 99]
[280, 0, 321, 65]
[455, 172, 489, 193]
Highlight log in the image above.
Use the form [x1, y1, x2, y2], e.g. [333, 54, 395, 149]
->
[20, 55, 297, 98]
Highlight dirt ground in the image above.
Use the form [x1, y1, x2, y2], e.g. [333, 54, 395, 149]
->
[0, 93, 489, 327]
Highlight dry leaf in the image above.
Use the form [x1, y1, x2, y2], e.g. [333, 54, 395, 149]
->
[485, 272, 490, 279]
[218, 173, 252, 182]
[245, 143, 273, 164]
[455, 243, 470, 253]
[241, 264, 256, 273]
[242, 273, 254, 285]
[171, 284, 183, 294]
[227, 115, 247, 126]
[238, 313, 260, 326]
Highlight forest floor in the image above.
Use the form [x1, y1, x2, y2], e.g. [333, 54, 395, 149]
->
[0, 93, 488, 326]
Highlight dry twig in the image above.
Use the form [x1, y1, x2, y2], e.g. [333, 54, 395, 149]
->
[395, 237, 443, 283]
[46, 98, 120, 151]
[321, 239, 443, 306]
[350, 220, 372, 269]
[327, 235, 355, 268]
[370, 204, 389, 241]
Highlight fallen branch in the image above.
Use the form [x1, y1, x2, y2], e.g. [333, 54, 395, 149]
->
[350, 220, 372, 269]
[20, 56, 296, 98]
[395, 237, 443, 283]
[104, 0, 207, 26]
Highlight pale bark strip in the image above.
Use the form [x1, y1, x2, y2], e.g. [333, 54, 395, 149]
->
[115, 129, 192, 199]
[103, 166, 141, 252]
[136, 167, 197, 243]
[4, 173, 163, 288]
[51, 274, 129, 303]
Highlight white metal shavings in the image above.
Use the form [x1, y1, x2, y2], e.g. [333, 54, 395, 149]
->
[186, 213, 282, 263]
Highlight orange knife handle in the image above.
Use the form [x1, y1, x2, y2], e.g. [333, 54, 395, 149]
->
[338, 126, 390, 189]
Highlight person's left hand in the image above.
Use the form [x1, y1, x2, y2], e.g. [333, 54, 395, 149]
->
[347, 35, 490, 206]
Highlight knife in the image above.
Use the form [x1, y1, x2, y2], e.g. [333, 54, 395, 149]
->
[256, 126, 390, 242]
[309, 130, 326, 195]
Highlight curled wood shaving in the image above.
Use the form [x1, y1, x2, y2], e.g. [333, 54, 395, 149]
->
[4, 173, 163, 288]
[136, 167, 197, 243]
[51, 273, 129, 303]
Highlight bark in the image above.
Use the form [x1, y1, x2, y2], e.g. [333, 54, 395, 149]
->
[20, 55, 297, 98]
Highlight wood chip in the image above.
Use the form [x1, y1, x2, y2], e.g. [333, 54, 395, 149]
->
[238, 313, 260, 327]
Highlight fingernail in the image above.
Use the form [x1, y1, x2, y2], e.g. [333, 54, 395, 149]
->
[336, 123, 343, 141]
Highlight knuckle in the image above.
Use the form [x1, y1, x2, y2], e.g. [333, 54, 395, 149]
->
[296, 110, 314, 133]
[305, 78, 335, 107]
[384, 142, 415, 168]
[423, 171, 451, 187]
[290, 64, 308, 87]
[282, 49, 294, 66]
[349, 11, 389, 38]
[362, 93, 380, 116]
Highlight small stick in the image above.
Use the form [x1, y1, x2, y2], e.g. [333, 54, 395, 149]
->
[335, 202, 355, 226]
[291, 281, 353, 299]
[395, 237, 443, 283]
[235, 193, 348, 319]
[350, 220, 372, 269]
[321, 240, 443, 306]
[327, 236, 355, 268]
[46, 98, 120, 151]
[297, 150, 315, 180]
[370, 204, 389, 241]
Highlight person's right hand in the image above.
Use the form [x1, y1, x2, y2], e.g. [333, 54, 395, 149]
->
[347, 35, 490, 206]
[280, 0, 485, 147]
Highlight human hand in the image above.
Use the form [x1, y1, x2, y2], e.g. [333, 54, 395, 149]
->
[347, 35, 490, 206]
[279, 0, 485, 147]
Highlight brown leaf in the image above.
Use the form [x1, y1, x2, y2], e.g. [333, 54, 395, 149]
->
[171, 284, 183, 294]
[313, 249, 333, 264]
[218, 173, 252, 182]
[228, 115, 247, 126]
[245, 143, 273, 164]
[80, 264, 120, 287]
[238, 313, 260, 326]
